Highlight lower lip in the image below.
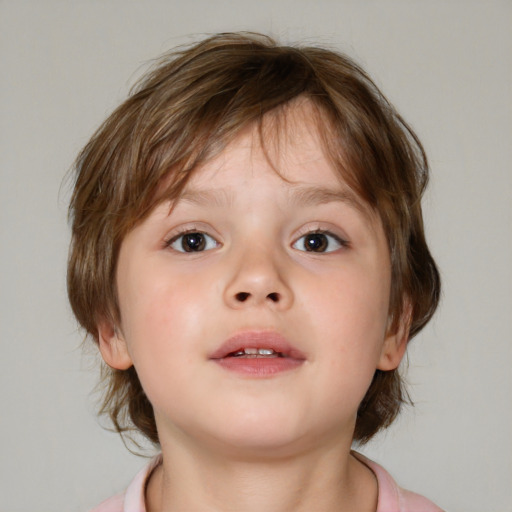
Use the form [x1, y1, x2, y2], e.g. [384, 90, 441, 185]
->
[214, 357, 304, 377]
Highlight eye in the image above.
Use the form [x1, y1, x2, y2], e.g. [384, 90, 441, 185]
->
[292, 231, 347, 253]
[167, 231, 219, 253]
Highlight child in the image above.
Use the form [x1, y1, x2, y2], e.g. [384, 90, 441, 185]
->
[68, 32, 442, 511]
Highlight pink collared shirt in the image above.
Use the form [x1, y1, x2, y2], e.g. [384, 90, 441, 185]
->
[90, 452, 443, 512]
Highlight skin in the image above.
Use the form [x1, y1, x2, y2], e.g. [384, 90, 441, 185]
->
[98, 100, 408, 512]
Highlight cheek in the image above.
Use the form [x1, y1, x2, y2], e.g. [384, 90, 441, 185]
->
[300, 264, 391, 392]
[119, 283, 197, 412]
[307, 266, 390, 343]
[117, 265, 198, 368]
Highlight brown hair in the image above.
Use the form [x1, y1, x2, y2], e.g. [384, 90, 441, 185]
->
[68, 32, 440, 445]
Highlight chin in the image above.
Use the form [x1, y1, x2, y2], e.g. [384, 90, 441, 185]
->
[209, 409, 329, 459]
[168, 405, 307, 458]
[213, 429, 309, 460]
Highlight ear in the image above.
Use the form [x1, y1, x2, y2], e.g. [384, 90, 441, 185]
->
[97, 319, 133, 370]
[377, 302, 412, 371]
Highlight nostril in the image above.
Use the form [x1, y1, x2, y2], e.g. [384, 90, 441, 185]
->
[267, 292, 280, 302]
[235, 292, 250, 302]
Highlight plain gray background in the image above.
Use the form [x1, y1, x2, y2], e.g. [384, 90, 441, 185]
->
[1, 1, 511, 511]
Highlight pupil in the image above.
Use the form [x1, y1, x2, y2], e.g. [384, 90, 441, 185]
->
[183, 233, 205, 252]
[306, 233, 327, 252]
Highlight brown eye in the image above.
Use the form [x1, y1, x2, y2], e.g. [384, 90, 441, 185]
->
[304, 233, 328, 252]
[181, 233, 206, 252]
[304, 233, 329, 252]
[169, 232, 218, 253]
[293, 232, 346, 253]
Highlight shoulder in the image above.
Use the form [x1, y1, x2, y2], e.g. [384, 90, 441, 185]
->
[89, 493, 125, 512]
[88, 455, 162, 512]
[398, 487, 445, 512]
[352, 451, 444, 512]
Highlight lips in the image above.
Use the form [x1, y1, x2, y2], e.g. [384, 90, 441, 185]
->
[210, 331, 306, 376]
[210, 331, 306, 360]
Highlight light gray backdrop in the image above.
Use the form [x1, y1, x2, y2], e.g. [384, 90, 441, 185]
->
[1, 1, 511, 511]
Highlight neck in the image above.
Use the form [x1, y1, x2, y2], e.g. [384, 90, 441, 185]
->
[146, 436, 377, 512]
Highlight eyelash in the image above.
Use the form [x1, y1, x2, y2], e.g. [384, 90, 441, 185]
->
[164, 228, 220, 253]
[292, 229, 349, 253]
[164, 228, 349, 254]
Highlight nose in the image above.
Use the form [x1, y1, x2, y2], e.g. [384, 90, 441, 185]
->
[223, 244, 294, 311]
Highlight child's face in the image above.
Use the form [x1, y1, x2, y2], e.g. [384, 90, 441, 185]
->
[99, 101, 406, 455]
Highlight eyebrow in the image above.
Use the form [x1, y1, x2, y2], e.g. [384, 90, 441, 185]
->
[178, 188, 235, 208]
[286, 185, 372, 218]
[177, 184, 372, 218]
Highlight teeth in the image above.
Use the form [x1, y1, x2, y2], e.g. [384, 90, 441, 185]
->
[257, 348, 274, 355]
[230, 347, 279, 357]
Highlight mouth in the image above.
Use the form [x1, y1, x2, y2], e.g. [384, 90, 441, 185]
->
[227, 347, 284, 358]
[209, 331, 306, 377]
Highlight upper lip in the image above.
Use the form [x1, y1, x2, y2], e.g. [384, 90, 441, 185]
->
[209, 331, 307, 360]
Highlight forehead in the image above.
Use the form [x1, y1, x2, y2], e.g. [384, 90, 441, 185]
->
[183, 101, 326, 188]
[175, 99, 373, 219]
